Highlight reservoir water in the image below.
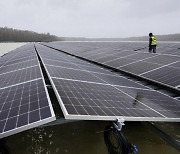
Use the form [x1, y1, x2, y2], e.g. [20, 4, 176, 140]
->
[0, 43, 179, 154]
[0, 43, 26, 56]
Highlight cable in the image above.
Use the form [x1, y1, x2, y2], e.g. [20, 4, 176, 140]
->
[104, 125, 138, 154]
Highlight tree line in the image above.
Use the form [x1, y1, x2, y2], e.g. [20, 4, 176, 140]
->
[0, 27, 62, 42]
[1, 27, 180, 42]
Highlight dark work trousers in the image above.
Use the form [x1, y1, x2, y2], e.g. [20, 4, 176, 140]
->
[149, 45, 156, 53]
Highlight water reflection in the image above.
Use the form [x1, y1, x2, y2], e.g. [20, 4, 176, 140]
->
[0, 43, 26, 56]
[5, 121, 180, 154]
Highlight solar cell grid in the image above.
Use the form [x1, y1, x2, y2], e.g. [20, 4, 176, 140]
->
[91, 73, 148, 89]
[77, 64, 112, 74]
[65, 58, 94, 66]
[45, 65, 106, 84]
[168, 61, 180, 69]
[0, 62, 5, 68]
[142, 66, 180, 87]
[43, 58, 79, 69]
[37, 53, 112, 76]
[39, 54, 67, 62]
[114, 86, 180, 118]
[0, 52, 19, 64]
[105, 58, 137, 68]
[78, 49, 103, 57]
[94, 55, 119, 63]
[36, 46, 94, 67]
[120, 61, 162, 75]
[144, 55, 180, 65]
[158, 48, 180, 55]
[112, 51, 136, 58]
[0, 79, 55, 138]
[125, 53, 156, 60]
[83, 51, 110, 59]
[0, 65, 41, 89]
[36, 43, 180, 122]
[13, 51, 36, 59]
[172, 51, 180, 56]
[41, 42, 180, 87]
[0, 58, 39, 75]
[52, 78, 171, 121]
[3, 55, 37, 66]
[0, 56, 11, 63]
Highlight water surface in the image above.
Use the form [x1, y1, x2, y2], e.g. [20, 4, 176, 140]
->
[0, 43, 26, 56]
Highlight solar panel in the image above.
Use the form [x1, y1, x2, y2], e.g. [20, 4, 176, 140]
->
[51, 78, 180, 121]
[36, 44, 180, 122]
[0, 44, 56, 139]
[94, 55, 118, 63]
[4, 55, 37, 67]
[104, 58, 137, 68]
[144, 55, 180, 65]
[90, 73, 149, 89]
[0, 59, 39, 75]
[45, 65, 107, 84]
[42, 42, 180, 89]
[76, 64, 112, 74]
[0, 65, 41, 89]
[114, 86, 180, 118]
[0, 79, 55, 139]
[158, 48, 180, 55]
[141, 66, 180, 87]
[168, 61, 180, 69]
[38, 49, 94, 67]
[120, 61, 162, 75]
[125, 53, 156, 60]
[43, 58, 80, 69]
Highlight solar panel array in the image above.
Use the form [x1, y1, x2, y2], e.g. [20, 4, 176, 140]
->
[0, 44, 55, 139]
[43, 42, 180, 89]
[1, 42, 180, 138]
[36, 44, 180, 122]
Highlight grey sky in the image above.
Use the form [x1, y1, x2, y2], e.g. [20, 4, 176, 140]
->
[0, 0, 180, 38]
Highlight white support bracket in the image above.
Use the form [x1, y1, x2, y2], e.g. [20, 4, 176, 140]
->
[113, 118, 125, 131]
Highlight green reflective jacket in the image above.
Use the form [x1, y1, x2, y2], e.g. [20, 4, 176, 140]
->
[151, 36, 157, 45]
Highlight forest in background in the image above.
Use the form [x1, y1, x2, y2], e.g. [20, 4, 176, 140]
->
[0, 27, 61, 42]
[0, 27, 180, 42]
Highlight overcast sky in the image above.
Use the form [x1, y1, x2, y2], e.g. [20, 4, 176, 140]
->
[0, 0, 180, 38]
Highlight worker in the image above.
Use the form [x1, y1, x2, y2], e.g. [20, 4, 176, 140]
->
[149, 33, 157, 53]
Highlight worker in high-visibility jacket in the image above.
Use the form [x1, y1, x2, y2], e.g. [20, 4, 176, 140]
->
[149, 33, 157, 53]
